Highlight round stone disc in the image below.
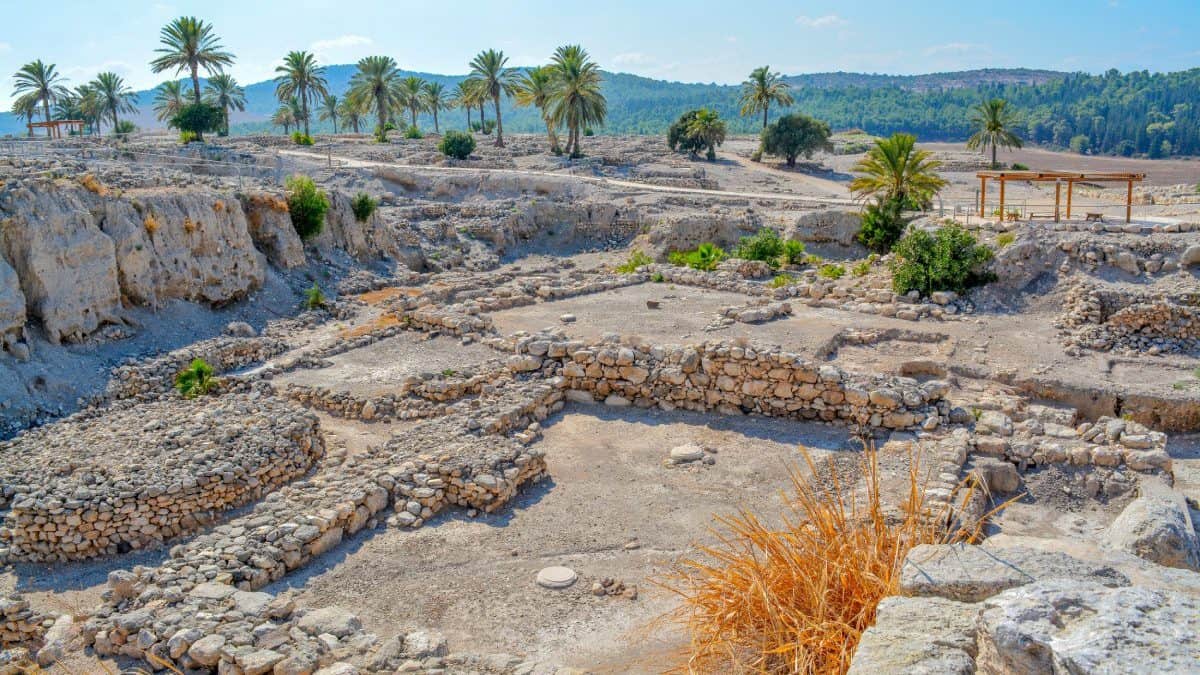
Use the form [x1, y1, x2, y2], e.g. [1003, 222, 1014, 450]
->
[536, 566, 578, 589]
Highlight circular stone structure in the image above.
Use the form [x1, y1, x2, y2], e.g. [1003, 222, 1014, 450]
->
[536, 566, 578, 589]
[0, 391, 323, 562]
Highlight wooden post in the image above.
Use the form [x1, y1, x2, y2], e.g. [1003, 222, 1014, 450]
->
[979, 176, 986, 217]
[1126, 180, 1133, 223]
[1054, 181, 1061, 222]
[1066, 181, 1073, 219]
[999, 178, 1006, 221]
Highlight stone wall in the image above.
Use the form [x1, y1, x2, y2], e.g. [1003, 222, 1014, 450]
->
[1059, 281, 1200, 354]
[104, 334, 289, 400]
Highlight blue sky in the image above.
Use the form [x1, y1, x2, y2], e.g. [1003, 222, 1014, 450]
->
[2, 0, 1198, 107]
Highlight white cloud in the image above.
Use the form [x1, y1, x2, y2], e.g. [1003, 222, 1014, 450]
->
[611, 52, 651, 66]
[796, 14, 847, 29]
[310, 35, 374, 61]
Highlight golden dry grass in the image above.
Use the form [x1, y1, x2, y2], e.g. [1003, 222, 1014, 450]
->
[339, 313, 404, 339]
[356, 286, 421, 305]
[77, 173, 108, 196]
[143, 213, 160, 235]
[658, 444, 994, 674]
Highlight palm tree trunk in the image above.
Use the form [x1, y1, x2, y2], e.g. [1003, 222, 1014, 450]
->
[992, 144, 997, 169]
[479, 103, 486, 127]
[493, 94, 504, 147]
[410, 106, 417, 128]
[302, 89, 310, 137]
[112, 108, 119, 135]
[433, 109, 439, 133]
[191, 65, 201, 102]
[763, 105, 769, 129]
[544, 115, 558, 153]
[466, 106, 472, 130]
[41, 99, 51, 138]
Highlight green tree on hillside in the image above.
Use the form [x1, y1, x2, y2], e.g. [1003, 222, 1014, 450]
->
[423, 81, 448, 133]
[469, 49, 516, 146]
[153, 80, 187, 122]
[275, 51, 328, 137]
[851, 133, 947, 208]
[346, 55, 403, 139]
[966, 98, 1023, 168]
[398, 76, 427, 129]
[11, 94, 40, 137]
[150, 17, 234, 102]
[319, 95, 340, 133]
[739, 66, 794, 129]
[686, 108, 727, 160]
[337, 96, 366, 134]
[760, 113, 832, 167]
[513, 65, 560, 153]
[12, 60, 68, 137]
[548, 44, 606, 157]
[203, 73, 245, 136]
[90, 72, 138, 135]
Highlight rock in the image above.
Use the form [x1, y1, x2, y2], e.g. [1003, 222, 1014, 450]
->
[976, 580, 1200, 673]
[0, 255, 26, 348]
[559, 313, 576, 323]
[975, 411, 1013, 437]
[968, 457, 1020, 494]
[930, 291, 958, 305]
[190, 581, 238, 601]
[35, 614, 74, 666]
[107, 569, 140, 601]
[847, 596, 977, 675]
[900, 543, 1129, 602]
[1180, 244, 1200, 267]
[1104, 480, 1200, 571]
[645, 300, 660, 309]
[187, 633, 227, 667]
[669, 443, 705, 463]
[536, 566, 577, 589]
[233, 590, 273, 617]
[225, 320, 257, 337]
[238, 648, 285, 675]
[241, 192, 306, 269]
[313, 663, 359, 675]
[402, 630, 448, 658]
[297, 607, 363, 638]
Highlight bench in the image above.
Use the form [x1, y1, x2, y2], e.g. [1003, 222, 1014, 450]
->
[1029, 213, 1056, 220]
[1085, 212, 1104, 222]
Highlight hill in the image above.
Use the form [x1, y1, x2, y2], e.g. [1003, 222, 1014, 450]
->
[3, 66, 1199, 157]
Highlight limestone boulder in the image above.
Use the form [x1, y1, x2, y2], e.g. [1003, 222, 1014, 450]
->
[785, 209, 863, 248]
[848, 596, 977, 675]
[241, 192, 305, 268]
[975, 579, 1200, 673]
[1104, 480, 1200, 571]
[0, 181, 122, 343]
[315, 190, 398, 261]
[0, 254, 26, 350]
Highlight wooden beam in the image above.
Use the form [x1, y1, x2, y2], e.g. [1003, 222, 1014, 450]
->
[999, 177, 1006, 221]
[1054, 181, 1061, 222]
[1066, 181, 1073, 219]
[979, 176, 986, 217]
[1126, 180, 1133, 224]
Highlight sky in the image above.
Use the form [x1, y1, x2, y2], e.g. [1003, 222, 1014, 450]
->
[2, 0, 1198, 107]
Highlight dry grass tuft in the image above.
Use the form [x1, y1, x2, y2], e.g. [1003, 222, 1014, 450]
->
[143, 213, 160, 235]
[213, 199, 225, 213]
[339, 313, 404, 339]
[78, 173, 108, 196]
[183, 217, 198, 234]
[658, 443, 997, 674]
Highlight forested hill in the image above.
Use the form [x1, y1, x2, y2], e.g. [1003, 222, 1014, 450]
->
[3, 67, 1199, 157]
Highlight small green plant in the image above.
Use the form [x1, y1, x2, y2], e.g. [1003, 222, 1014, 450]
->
[616, 250, 654, 273]
[818, 263, 845, 280]
[768, 273, 795, 288]
[439, 130, 476, 159]
[179, 130, 200, 144]
[781, 239, 806, 265]
[852, 260, 871, 276]
[651, 272, 665, 283]
[803, 253, 823, 265]
[1011, 162, 1029, 170]
[403, 125, 423, 139]
[996, 232, 1016, 247]
[350, 192, 377, 223]
[971, 407, 983, 421]
[441, 368, 458, 377]
[285, 175, 329, 240]
[750, 147, 763, 162]
[891, 224, 995, 297]
[113, 120, 136, 136]
[584, 127, 595, 136]
[373, 126, 390, 143]
[734, 228, 785, 266]
[175, 358, 215, 399]
[291, 131, 314, 146]
[857, 197, 907, 253]
[669, 243, 727, 271]
[303, 282, 326, 310]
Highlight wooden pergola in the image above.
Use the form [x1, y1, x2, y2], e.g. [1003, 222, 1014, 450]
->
[977, 170, 1146, 224]
[27, 119, 84, 139]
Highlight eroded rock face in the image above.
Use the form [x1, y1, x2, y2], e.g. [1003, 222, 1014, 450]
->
[0, 255, 26, 350]
[0, 181, 122, 344]
[1104, 480, 1200, 571]
[848, 596, 977, 675]
[241, 192, 306, 269]
[315, 190, 400, 261]
[101, 190, 264, 306]
[975, 579, 1200, 674]
[786, 209, 862, 248]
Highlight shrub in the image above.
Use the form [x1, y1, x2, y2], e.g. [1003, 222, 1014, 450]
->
[403, 125, 423, 139]
[584, 127, 594, 136]
[669, 243, 727, 271]
[285, 175, 329, 241]
[760, 113, 833, 167]
[818, 263, 845, 279]
[373, 126, 390, 143]
[470, 119, 496, 135]
[303, 282, 326, 310]
[667, 110, 706, 156]
[351, 192, 377, 223]
[852, 260, 871, 276]
[616, 250, 654, 273]
[891, 225, 995, 297]
[291, 131, 314, 146]
[168, 102, 223, 142]
[175, 358, 215, 399]
[143, 214, 160, 235]
[651, 272, 665, 283]
[1011, 162, 1029, 170]
[179, 131, 200, 144]
[857, 197, 907, 253]
[804, 253, 823, 265]
[734, 228, 785, 266]
[750, 147, 763, 162]
[659, 446, 999, 673]
[113, 120, 136, 136]
[768, 273, 794, 288]
[996, 232, 1016, 247]
[781, 239, 807, 265]
[438, 130, 476, 160]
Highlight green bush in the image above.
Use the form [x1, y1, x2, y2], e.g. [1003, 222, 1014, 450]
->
[404, 125, 423, 139]
[996, 232, 1016, 247]
[179, 130, 200, 144]
[651, 272, 665, 283]
[782, 239, 807, 265]
[669, 242, 727, 271]
[1011, 162, 1029, 170]
[760, 113, 833, 167]
[857, 197, 907, 253]
[852, 259, 871, 276]
[373, 125, 390, 143]
[175, 358, 215, 399]
[734, 228, 785, 266]
[303, 282, 326, 310]
[616, 250, 654, 273]
[168, 102, 223, 142]
[285, 175, 330, 241]
[667, 110, 705, 155]
[351, 192, 377, 223]
[818, 263, 845, 279]
[470, 120, 496, 135]
[768, 273, 795, 288]
[584, 127, 595, 136]
[891, 225, 995, 297]
[438, 130, 476, 159]
[113, 120, 136, 136]
[291, 131, 314, 146]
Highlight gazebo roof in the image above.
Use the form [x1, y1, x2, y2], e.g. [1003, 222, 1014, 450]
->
[975, 170, 1145, 182]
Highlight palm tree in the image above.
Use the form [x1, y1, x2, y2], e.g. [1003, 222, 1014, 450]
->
[73, 84, 103, 136]
[548, 45, 606, 158]
[451, 81, 474, 130]
[272, 105, 297, 134]
[90, 72, 138, 135]
[337, 96, 365, 134]
[686, 108, 727, 161]
[967, 98, 1023, 169]
[11, 94, 41, 137]
[150, 16, 234, 102]
[346, 55, 403, 137]
[469, 49, 516, 146]
[274, 51, 327, 137]
[317, 95, 339, 133]
[12, 60, 68, 137]
[850, 133, 947, 208]
[153, 80, 187, 122]
[203, 73, 245, 136]
[513, 66, 560, 153]
[422, 81, 447, 133]
[739, 66, 794, 129]
[398, 76, 426, 129]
